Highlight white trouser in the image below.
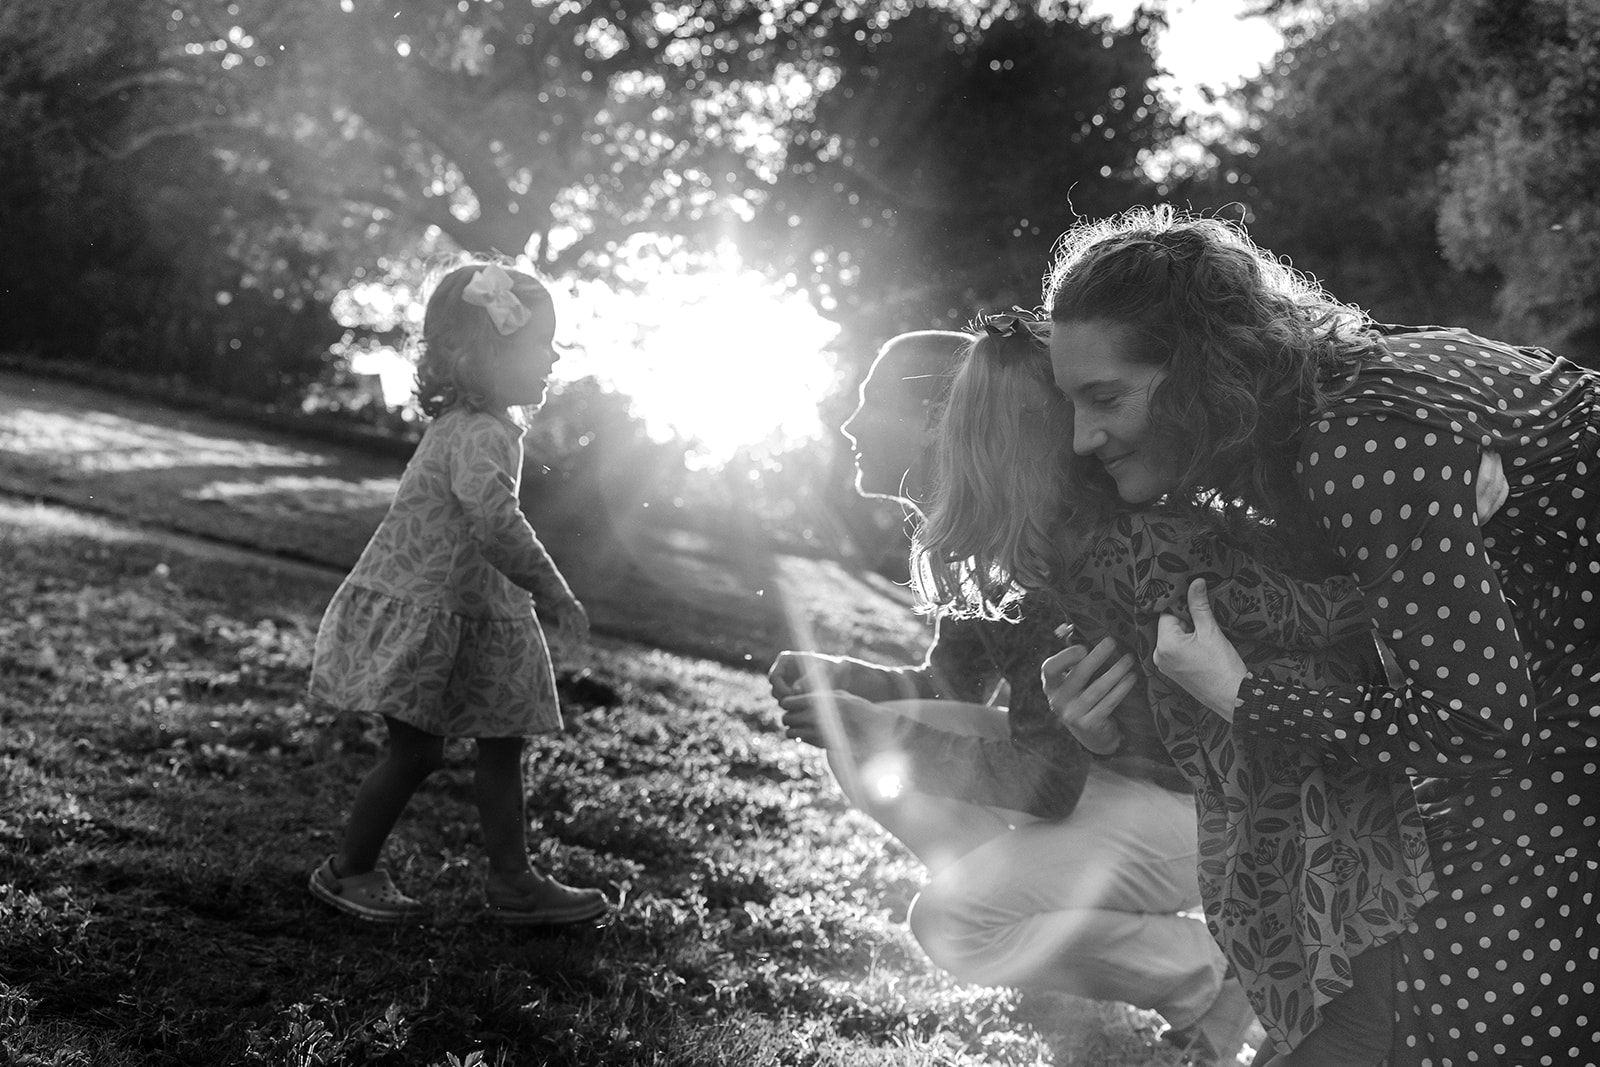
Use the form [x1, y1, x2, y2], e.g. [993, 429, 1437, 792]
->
[826, 700, 1225, 1031]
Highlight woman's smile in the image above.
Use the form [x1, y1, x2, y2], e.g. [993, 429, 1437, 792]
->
[1049, 320, 1179, 504]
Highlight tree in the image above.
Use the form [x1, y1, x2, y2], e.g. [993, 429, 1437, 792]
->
[0, 0, 351, 396]
[1436, 0, 1600, 361]
[1196, 0, 1501, 330]
[741, 3, 1179, 351]
[0, 0, 873, 390]
[135, 0, 843, 268]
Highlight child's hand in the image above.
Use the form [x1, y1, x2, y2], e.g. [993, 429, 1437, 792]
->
[1041, 630, 1131, 755]
[768, 651, 844, 701]
[552, 597, 590, 650]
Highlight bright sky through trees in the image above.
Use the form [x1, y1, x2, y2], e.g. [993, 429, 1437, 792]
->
[350, 0, 1285, 468]
[1085, 0, 1284, 112]
[551, 242, 841, 469]
[566, 1, 1286, 467]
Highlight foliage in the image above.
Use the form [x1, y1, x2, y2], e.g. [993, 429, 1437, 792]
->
[1194, 0, 1501, 332]
[742, 3, 1180, 351]
[1436, 0, 1600, 359]
[0, 0, 1184, 459]
[0, 510, 1191, 1067]
[0, 0, 347, 399]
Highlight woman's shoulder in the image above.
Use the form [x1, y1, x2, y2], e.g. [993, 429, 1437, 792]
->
[1304, 322, 1591, 453]
[1357, 324, 1583, 386]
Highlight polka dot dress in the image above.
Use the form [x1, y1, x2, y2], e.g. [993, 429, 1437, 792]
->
[1236, 326, 1600, 1065]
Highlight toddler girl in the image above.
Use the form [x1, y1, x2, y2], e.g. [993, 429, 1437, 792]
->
[307, 261, 604, 926]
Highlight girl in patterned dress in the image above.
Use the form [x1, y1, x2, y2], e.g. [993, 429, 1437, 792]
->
[914, 315, 1509, 1064]
[307, 261, 605, 927]
[1036, 208, 1600, 1065]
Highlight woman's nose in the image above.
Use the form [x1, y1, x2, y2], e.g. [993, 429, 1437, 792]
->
[1073, 418, 1106, 456]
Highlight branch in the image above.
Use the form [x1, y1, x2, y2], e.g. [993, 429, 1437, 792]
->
[97, 117, 249, 159]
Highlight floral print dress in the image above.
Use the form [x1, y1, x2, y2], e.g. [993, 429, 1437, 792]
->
[1056, 511, 1434, 1054]
[309, 407, 576, 738]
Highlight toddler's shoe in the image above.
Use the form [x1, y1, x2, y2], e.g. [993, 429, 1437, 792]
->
[308, 856, 431, 924]
[485, 869, 607, 926]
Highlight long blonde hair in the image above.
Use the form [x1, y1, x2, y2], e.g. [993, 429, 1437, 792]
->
[911, 313, 1075, 620]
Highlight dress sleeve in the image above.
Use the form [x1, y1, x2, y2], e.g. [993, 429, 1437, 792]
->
[1232, 415, 1534, 775]
[923, 614, 1006, 704]
[451, 417, 575, 606]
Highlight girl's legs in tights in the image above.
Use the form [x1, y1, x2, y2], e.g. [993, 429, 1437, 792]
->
[334, 716, 446, 877]
[472, 735, 596, 904]
[1251, 941, 1396, 1067]
[474, 735, 532, 882]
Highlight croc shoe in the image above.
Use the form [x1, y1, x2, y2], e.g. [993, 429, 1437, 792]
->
[485, 870, 607, 926]
[308, 856, 431, 924]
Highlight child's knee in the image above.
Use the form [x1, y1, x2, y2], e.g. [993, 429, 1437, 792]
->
[475, 736, 526, 763]
[383, 717, 447, 775]
[389, 741, 446, 777]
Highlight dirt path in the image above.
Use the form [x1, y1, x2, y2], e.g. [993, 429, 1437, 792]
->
[0, 369, 929, 668]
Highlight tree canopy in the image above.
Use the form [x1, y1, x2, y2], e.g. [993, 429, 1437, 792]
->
[7, 0, 1598, 423]
[740, 4, 1180, 347]
[1195, 0, 1500, 331]
[1201, 0, 1598, 364]
[1437, 0, 1600, 354]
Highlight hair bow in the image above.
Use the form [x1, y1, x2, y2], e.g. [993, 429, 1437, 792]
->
[974, 309, 1044, 364]
[462, 264, 533, 335]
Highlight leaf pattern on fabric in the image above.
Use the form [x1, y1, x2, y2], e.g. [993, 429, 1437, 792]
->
[308, 407, 569, 737]
[1057, 511, 1434, 1052]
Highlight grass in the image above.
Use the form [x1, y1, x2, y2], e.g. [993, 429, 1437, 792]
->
[0, 504, 1191, 1067]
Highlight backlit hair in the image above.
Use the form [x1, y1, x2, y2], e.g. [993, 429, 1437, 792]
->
[1043, 205, 1376, 521]
[411, 259, 555, 418]
[911, 315, 1074, 620]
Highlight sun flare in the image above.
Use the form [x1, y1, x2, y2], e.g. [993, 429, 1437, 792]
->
[552, 245, 840, 469]
[335, 244, 840, 470]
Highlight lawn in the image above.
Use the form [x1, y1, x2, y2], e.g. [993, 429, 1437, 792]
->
[0, 371, 1207, 1066]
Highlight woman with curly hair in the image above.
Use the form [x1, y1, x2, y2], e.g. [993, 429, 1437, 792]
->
[1010, 205, 1597, 1064]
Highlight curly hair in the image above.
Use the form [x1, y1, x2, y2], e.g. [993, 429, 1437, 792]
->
[911, 314, 1076, 621]
[1043, 206, 1378, 523]
[411, 258, 555, 418]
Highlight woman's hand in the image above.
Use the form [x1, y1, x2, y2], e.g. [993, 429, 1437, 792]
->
[1154, 578, 1247, 721]
[1041, 633, 1136, 755]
